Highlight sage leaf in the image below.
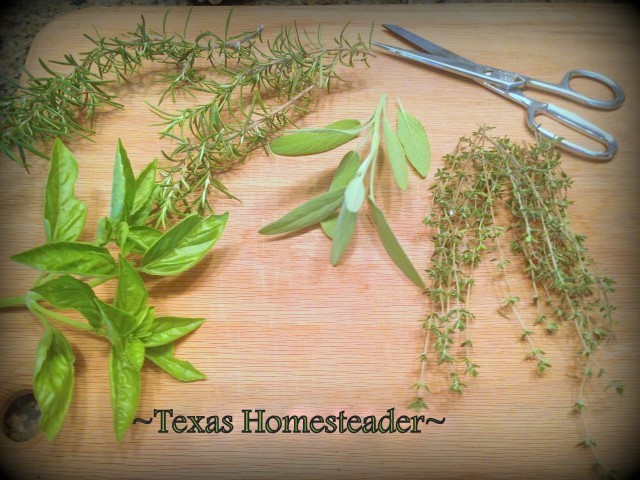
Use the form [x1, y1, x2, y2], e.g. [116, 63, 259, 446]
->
[110, 342, 142, 441]
[141, 316, 205, 348]
[382, 116, 408, 190]
[33, 325, 75, 440]
[397, 102, 430, 178]
[259, 187, 346, 235]
[32, 275, 101, 328]
[115, 256, 147, 319]
[344, 176, 366, 213]
[125, 226, 163, 254]
[96, 299, 139, 340]
[330, 204, 358, 266]
[129, 159, 158, 226]
[44, 138, 86, 243]
[145, 343, 206, 382]
[140, 212, 228, 276]
[369, 198, 425, 289]
[11, 242, 117, 277]
[269, 119, 360, 156]
[110, 139, 136, 225]
[321, 151, 360, 239]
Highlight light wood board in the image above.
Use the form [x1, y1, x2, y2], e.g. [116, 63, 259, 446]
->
[0, 4, 639, 479]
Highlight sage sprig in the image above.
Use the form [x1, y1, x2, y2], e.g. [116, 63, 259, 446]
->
[0, 138, 227, 441]
[260, 95, 429, 288]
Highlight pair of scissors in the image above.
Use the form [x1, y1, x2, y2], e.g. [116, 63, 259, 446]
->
[372, 25, 625, 161]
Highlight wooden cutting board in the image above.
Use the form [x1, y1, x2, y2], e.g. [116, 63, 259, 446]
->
[1, 4, 639, 479]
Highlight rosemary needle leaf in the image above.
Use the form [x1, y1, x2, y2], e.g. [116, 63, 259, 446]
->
[381, 115, 408, 190]
[396, 101, 430, 178]
[259, 186, 346, 235]
[330, 203, 358, 266]
[321, 151, 360, 239]
[269, 119, 361, 156]
[369, 198, 425, 289]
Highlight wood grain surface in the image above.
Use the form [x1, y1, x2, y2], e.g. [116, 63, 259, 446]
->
[0, 4, 639, 479]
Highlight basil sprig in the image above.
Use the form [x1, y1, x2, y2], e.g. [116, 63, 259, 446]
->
[2, 138, 227, 441]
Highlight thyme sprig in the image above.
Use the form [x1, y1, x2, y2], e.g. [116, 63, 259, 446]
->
[413, 128, 621, 478]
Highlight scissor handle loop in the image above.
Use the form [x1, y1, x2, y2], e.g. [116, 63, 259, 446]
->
[525, 69, 625, 110]
[526, 100, 618, 161]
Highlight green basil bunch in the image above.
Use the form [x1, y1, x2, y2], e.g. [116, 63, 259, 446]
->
[0, 139, 227, 441]
[260, 95, 429, 289]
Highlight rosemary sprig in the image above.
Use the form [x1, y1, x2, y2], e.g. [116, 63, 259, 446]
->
[0, 12, 373, 223]
[413, 127, 621, 478]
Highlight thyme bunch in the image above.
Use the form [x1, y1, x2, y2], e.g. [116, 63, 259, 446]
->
[413, 127, 621, 479]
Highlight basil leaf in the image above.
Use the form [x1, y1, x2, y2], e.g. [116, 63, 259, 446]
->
[145, 343, 206, 382]
[125, 338, 145, 371]
[96, 217, 113, 247]
[134, 306, 155, 337]
[344, 176, 366, 213]
[269, 119, 360, 156]
[125, 226, 163, 254]
[110, 139, 136, 224]
[11, 242, 117, 277]
[140, 213, 228, 276]
[369, 198, 425, 289]
[115, 256, 147, 319]
[258, 187, 346, 235]
[141, 316, 205, 348]
[33, 325, 75, 440]
[396, 102, 430, 178]
[110, 342, 141, 442]
[44, 138, 86, 243]
[382, 116, 408, 190]
[96, 299, 139, 339]
[330, 204, 358, 266]
[321, 151, 360, 239]
[130, 159, 158, 226]
[31, 275, 101, 328]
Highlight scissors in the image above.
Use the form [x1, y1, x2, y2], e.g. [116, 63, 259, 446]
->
[372, 25, 625, 161]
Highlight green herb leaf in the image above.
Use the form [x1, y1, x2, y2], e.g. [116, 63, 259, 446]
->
[125, 338, 146, 371]
[141, 316, 205, 348]
[259, 187, 346, 235]
[396, 101, 430, 178]
[321, 151, 361, 239]
[269, 119, 360, 156]
[129, 159, 158, 226]
[125, 226, 163, 254]
[44, 138, 86, 243]
[11, 242, 117, 277]
[134, 307, 155, 337]
[330, 204, 358, 266]
[31, 275, 101, 328]
[369, 198, 425, 289]
[96, 299, 139, 339]
[110, 342, 142, 441]
[115, 256, 148, 319]
[96, 217, 113, 246]
[344, 176, 366, 213]
[382, 116, 408, 190]
[110, 139, 136, 225]
[145, 343, 206, 382]
[140, 213, 228, 276]
[33, 325, 75, 440]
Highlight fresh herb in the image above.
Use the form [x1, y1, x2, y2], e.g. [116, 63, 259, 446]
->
[0, 12, 373, 224]
[260, 95, 429, 288]
[412, 127, 620, 478]
[0, 139, 227, 441]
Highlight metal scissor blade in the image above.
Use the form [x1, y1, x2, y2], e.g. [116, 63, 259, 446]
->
[372, 42, 525, 90]
[382, 24, 467, 62]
